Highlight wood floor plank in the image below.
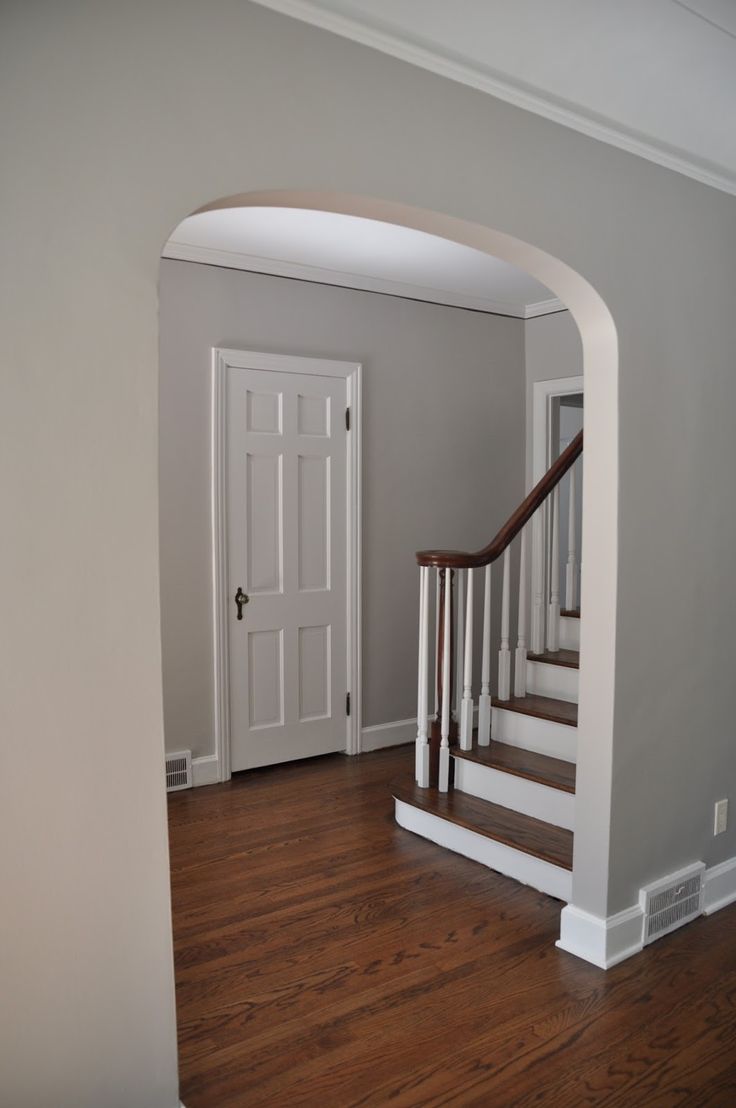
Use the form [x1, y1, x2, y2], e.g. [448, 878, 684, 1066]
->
[169, 745, 736, 1107]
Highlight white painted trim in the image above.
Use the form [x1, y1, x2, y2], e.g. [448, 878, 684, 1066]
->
[346, 364, 363, 755]
[395, 797, 572, 901]
[162, 240, 563, 319]
[703, 856, 736, 915]
[557, 903, 644, 969]
[454, 755, 575, 832]
[212, 348, 362, 778]
[558, 614, 580, 651]
[249, 0, 736, 198]
[559, 855, 736, 968]
[492, 705, 577, 763]
[191, 754, 220, 787]
[532, 375, 585, 485]
[525, 657, 579, 703]
[530, 375, 584, 653]
[361, 718, 415, 752]
[525, 297, 566, 319]
[212, 353, 231, 782]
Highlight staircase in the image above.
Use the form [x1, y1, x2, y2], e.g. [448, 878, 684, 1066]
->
[394, 432, 582, 903]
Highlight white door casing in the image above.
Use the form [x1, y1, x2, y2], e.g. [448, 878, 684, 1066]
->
[213, 349, 361, 778]
[531, 375, 584, 630]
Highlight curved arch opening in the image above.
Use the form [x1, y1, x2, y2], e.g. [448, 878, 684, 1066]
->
[160, 189, 619, 949]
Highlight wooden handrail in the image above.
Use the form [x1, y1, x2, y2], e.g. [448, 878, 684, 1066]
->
[416, 430, 583, 569]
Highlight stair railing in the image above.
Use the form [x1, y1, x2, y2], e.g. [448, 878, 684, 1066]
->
[414, 430, 583, 791]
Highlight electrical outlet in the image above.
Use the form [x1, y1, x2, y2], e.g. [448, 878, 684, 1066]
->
[714, 799, 728, 836]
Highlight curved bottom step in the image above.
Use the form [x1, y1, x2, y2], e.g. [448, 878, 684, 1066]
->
[393, 783, 572, 902]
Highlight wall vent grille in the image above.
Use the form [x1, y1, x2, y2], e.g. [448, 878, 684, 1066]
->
[166, 750, 192, 792]
[640, 862, 705, 945]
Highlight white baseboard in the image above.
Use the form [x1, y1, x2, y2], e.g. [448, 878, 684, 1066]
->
[556, 903, 644, 969]
[703, 856, 736, 915]
[361, 718, 415, 752]
[191, 753, 220, 786]
[558, 854, 736, 969]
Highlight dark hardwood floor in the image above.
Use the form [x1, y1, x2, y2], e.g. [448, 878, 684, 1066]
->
[169, 745, 736, 1106]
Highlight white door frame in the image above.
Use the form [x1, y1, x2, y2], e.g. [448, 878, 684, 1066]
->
[212, 347, 362, 781]
[532, 375, 584, 484]
[531, 375, 584, 634]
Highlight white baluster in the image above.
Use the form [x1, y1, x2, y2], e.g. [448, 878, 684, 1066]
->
[547, 485, 561, 652]
[531, 507, 545, 655]
[460, 567, 474, 751]
[415, 567, 430, 788]
[439, 567, 452, 792]
[565, 463, 579, 613]
[515, 527, 528, 698]
[498, 547, 511, 700]
[455, 569, 464, 725]
[478, 563, 492, 746]
[433, 570, 440, 720]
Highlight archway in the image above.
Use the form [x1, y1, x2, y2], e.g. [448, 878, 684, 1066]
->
[160, 188, 619, 947]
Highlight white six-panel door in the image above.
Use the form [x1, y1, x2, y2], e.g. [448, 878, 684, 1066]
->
[225, 359, 349, 771]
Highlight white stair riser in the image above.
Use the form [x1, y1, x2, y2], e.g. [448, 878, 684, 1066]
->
[395, 798, 572, 901]
[454, 757, 575, 832]
[559, 616, 580, 651]
[526, 659, 579, 703]
[492, 706, 577, 763]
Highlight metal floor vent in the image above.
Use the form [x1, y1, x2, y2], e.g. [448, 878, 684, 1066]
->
[639, 862, 705, 945]
[166, 750, 192, 792]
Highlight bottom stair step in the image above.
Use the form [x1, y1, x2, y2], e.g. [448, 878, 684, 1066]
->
[393, 780, 573, 902]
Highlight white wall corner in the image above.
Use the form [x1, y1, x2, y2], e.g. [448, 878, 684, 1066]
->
[556, 902, 644, 969]
[191, 753, 220, 787]
[703, 856, 736, 915]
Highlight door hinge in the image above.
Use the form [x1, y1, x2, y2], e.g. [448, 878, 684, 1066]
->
[346, 692, 351, 717]
[345, 406, 350, 431]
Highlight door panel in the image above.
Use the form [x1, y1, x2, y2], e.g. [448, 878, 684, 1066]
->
[227, 364, 347, 771]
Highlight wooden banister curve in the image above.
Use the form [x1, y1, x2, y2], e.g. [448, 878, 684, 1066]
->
[416, 430, 583, 569]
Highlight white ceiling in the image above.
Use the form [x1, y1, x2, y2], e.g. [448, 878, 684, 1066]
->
[251, 0, 736, 196]
[164, 207, 560, 319]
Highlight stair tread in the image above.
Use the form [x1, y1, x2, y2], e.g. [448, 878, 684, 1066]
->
[527, 648, 579, 670]
[393, 779, 573, 870]
[453, 739, 576, 793]
[492, 693, 578, 727]
[561, 608, 581, 618]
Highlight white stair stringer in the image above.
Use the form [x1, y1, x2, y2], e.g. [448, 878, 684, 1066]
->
[525, 659, 579, 703]
[453, 755, 575, 832]
[492, 705, 577, 763]
[395, 797, 572, 901]
[559, 615, 580, 651]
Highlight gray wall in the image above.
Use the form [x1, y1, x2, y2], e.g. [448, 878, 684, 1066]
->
[3, 1, 736, 1102]
[159, 259, 525, 757]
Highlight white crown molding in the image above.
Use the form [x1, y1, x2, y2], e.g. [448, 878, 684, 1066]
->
[250, 0, 736, 199]
[162, 240, 563, 318]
